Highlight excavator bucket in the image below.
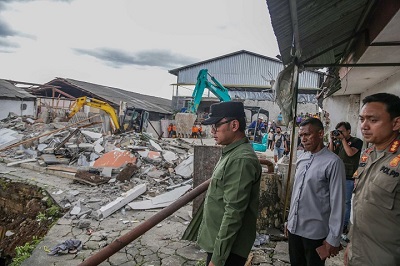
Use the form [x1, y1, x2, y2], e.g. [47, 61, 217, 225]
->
[174, 113, 197, 138]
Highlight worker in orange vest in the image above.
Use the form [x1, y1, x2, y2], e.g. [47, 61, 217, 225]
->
[168, 123, 174, 138]
[198, 124, 203, 137]
[192, 124, 199, 138]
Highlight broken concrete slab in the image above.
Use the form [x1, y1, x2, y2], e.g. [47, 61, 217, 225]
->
[152, 185, 191, 205]
[137, 149, 149, 158]
[127, 199, 171, 210]
[149, 139, 163, 151]
[128, 185, 191, 210]
[77, 154, 90, 167]
[101, 167, 113, 178]
[70, 205, 81, 215]
[162, 150, 177, 163]
[174, 155, 194, 179]
[147, 169, 165, 178]
[40, 154, 60, 165]
[80, 130, 102, 140]
[0, 128, 23, 149]
[96, 184, 146, 220]
[94, 141, 104, 153]
[93, 150, 137, 168]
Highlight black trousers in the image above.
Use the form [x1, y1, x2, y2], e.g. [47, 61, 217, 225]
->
[206, 252, 247, 266]
[288, 232, 325, 266]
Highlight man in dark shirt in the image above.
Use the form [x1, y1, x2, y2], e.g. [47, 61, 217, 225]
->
[328, 121, 363, 235]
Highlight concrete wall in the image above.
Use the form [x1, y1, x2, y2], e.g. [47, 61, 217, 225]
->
[0, 99, 35, 119]
[324, 95, 362, 137]
[360, 70, 400, 99]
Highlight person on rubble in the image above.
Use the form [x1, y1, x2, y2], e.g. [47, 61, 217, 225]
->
[267, 129, 274, 149]
[248, 117, 265, 143]
[198, 124, 203, 137]
[191, 123, 199, 138]
[167, 123, 174, 138]
[271, 126, 287, 163]
[286, 118, 346, 266]
[193, 101, 262, 266]
[344, 93, 400, 266]
[283, 132, 291, 156]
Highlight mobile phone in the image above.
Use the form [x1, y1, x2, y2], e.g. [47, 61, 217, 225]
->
[316, 245, 329, 260]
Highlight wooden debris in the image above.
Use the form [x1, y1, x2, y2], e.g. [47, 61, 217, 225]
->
[6, 158, 37, 167]
[116, 163, 138, 182]
[74, 170, 110, 186]
[46, 165, 78, 173]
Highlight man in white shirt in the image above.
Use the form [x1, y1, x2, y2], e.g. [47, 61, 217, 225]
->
[286, 118, 346, 266]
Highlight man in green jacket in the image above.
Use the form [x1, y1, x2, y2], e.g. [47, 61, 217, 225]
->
[197, 101, 262, 266]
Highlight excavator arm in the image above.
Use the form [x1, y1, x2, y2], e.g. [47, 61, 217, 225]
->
[188, 69, 231, 113]
[68, 96, 121, 131]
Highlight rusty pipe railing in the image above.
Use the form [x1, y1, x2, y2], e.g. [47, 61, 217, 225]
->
[79, 179, 211, 266]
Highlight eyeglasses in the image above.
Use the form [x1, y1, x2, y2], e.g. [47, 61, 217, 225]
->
[211, 119, 234, 131]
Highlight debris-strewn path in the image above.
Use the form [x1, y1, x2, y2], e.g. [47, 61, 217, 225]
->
[1, 161, 345, 266]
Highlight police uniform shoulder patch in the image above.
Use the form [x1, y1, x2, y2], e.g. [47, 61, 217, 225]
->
[389, 154, 400, 167]
[361, 155, 368, 163]
[389, 140, 400, 153]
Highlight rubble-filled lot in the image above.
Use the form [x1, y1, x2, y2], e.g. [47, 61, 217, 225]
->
[0, 114, 345, 266]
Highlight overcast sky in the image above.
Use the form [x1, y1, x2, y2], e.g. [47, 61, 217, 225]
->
[0, 0, 279, 99]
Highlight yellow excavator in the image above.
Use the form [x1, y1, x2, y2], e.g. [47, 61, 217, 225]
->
[67, 96, 149, 134]
[68, 96, 121, 132]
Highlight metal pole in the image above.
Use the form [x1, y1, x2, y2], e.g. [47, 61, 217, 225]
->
[79, 179, 211, 266]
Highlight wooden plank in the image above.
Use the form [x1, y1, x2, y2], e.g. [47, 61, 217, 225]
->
[6, 158, 37, 167]
[46, 165, 78, 173]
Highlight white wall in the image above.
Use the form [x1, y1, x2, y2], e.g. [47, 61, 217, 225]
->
[324, 70, 400, 139]
[360, 70, 400, 99]
[324, 95, 361, 137]
[0, 99, 35, 119]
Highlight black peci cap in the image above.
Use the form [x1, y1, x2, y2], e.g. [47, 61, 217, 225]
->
[202, 102, 245, 125]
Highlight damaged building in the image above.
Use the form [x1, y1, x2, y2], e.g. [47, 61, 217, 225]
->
[0, 79, 36, 120]
[26, 78, 174, 136]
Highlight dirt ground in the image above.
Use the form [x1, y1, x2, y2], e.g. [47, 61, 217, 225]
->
[0, 179, 62, 263]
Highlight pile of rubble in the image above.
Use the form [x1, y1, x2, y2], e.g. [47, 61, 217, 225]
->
[0, 114, 199, 222]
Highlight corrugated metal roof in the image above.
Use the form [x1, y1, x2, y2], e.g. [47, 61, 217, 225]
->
[0, 79, 36, 99]
[169, 50, 283, 75]
[266, 0, 375, 66]
[45, 78, 172, 115]
[169, 50, 323, 89]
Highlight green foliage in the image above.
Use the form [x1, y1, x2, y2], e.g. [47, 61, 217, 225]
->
[196, 260, 206, 266]
[36, 205, 61, 223]
[0, 179, 9, 190]
[36, 212, 46, 222]
[46, 205, 60, 218]
[10, 236, 41, 266]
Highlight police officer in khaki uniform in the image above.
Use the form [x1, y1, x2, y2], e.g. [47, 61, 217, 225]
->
[345, 93, 400, 266]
